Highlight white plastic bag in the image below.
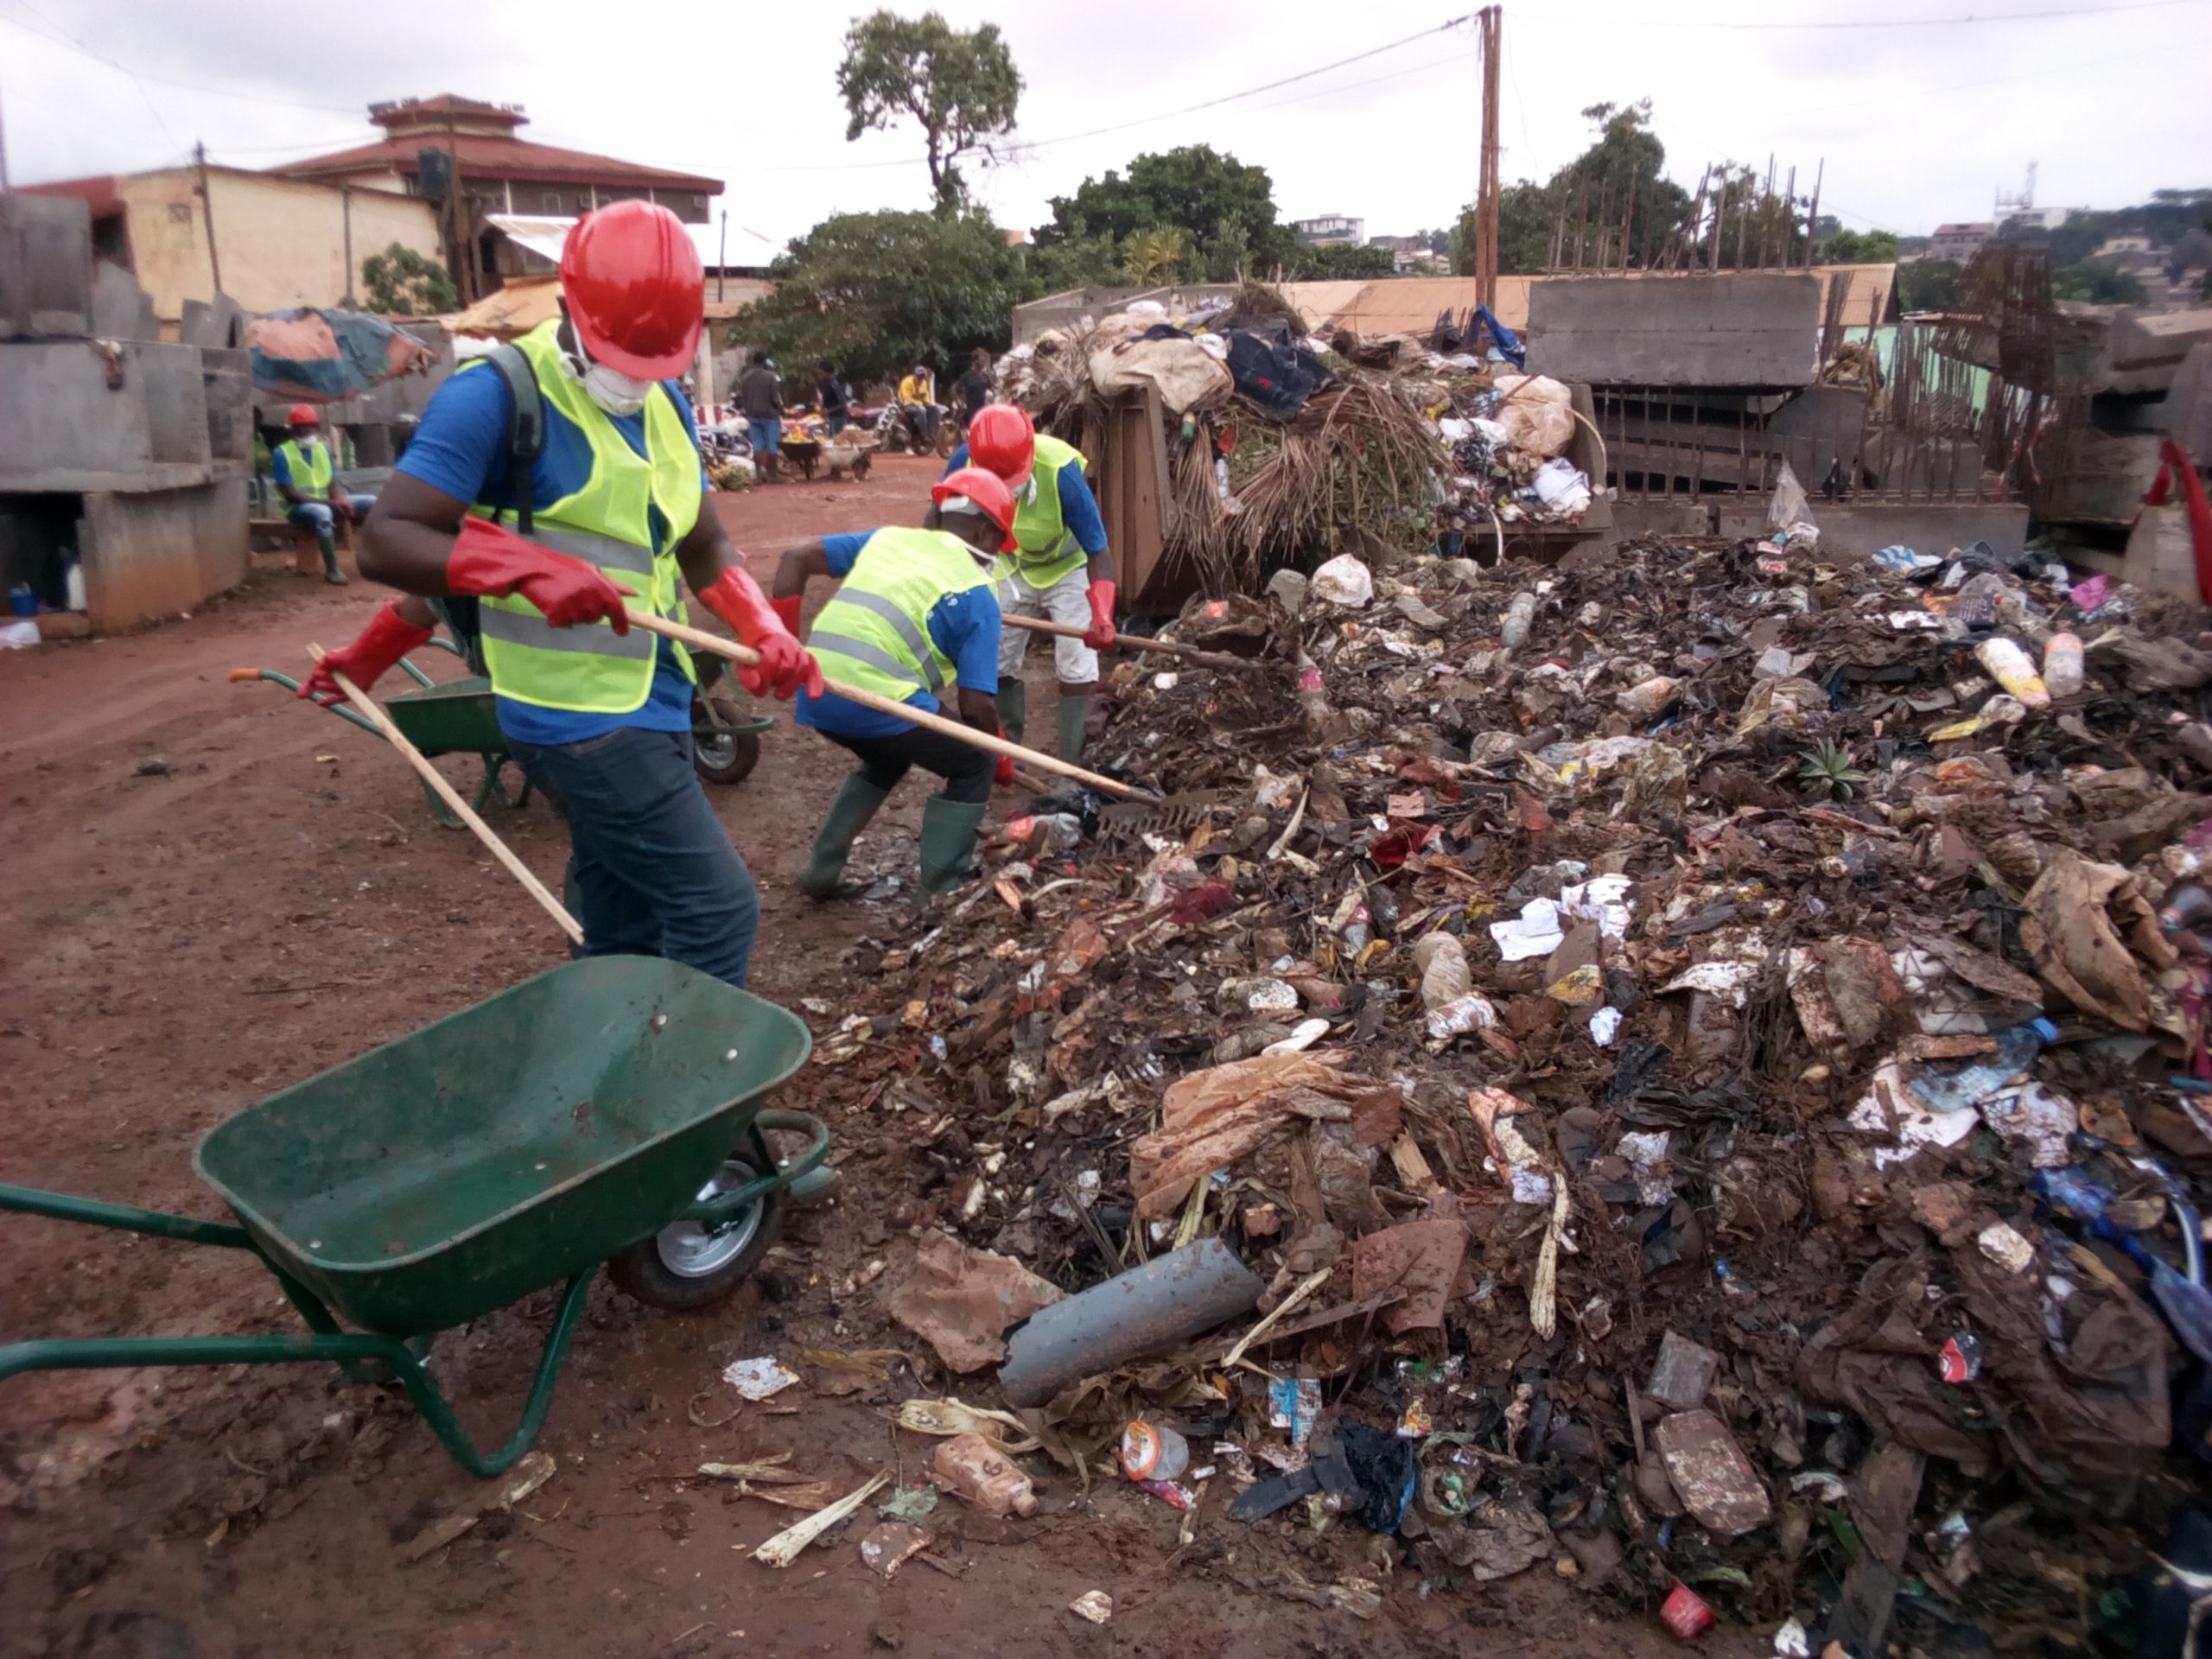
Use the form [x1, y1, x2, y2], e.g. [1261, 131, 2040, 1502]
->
[1309, 554, 1374, 608]
[1491, 373, 1574, 459]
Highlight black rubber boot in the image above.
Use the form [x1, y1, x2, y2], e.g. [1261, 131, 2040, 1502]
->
[1056, 688, 1092, 764]
[798, 773, 893, 900]
[918, 796, 988, 898]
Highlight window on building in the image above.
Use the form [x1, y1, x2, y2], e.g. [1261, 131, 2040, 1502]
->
[542, 191, 563, 213]
[692, 194, 708, 213]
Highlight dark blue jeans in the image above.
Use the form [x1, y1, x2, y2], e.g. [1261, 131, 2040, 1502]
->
[509, 727, 759, 988]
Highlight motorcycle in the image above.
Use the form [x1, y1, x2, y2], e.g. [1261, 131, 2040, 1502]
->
[863, 398, 954, 458]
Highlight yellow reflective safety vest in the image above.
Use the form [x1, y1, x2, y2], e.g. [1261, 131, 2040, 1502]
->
[274, 438, 332, 502]
[805, 526, 992, 707]
[1005, 434, 1090, 588]
[472, 320, 701, 715]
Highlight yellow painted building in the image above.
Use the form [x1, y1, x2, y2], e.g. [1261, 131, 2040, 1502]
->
[24, 165, 444, 325]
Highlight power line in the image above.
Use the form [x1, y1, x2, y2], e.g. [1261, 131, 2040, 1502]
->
[0, 5, 359, 114]
[1520, 0, 2204, 28]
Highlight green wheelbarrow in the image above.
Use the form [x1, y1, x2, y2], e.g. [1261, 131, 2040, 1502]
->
[234, 643, 774, 828]
[0, 957, 827, 1477]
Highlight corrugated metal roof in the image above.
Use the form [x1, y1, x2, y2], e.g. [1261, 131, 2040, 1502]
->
[274, 134, 719, 194]
[484, 213, 784, 271]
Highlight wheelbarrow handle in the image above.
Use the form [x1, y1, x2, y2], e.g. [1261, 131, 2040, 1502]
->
[0, 1181, 255, 1249]
[228, 666, 382, 736]
[682, 1108, 833, 1224]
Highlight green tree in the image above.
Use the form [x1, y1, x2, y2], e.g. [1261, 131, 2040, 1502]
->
[360, 242, 457, 315]
[1896, 258, 1961, 312]
[837, 10, 1022, 219]
[1021, 232, 1122, 295]
[1037, 144, 1298, 279]
[734, 210, 1020, 387]
[1823, 228, 1899, 264]
[1121, 226, 1191, 284]
[1290, 241, 1396, 280]
[2053, 257, 2147, 305]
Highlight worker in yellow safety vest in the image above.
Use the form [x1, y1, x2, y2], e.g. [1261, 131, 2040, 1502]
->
[946, 403, 1117, 765]
[272, 404, 372, 584]
[304, 200, 819, 988]
[771, 467, 1017, 901]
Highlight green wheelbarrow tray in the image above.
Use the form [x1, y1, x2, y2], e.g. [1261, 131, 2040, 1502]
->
[0, 958, 824, 1477]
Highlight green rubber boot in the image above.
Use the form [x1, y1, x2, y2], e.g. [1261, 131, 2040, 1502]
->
[798, 773, 893, 900]
[998, 677, 1028, 747]
[1056, 689, 1092, 764]
[917, 796, 988, 898]
[320, 533, 347, 585]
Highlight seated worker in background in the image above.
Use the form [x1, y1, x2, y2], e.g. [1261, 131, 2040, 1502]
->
[740, 351, 785, 482]
[897, 361, 939, 445]
[309, 200, 817, 988]
[944, 404, 1116, 764]
[772, 467, 1015, 902]
[272, 404, 373, 585]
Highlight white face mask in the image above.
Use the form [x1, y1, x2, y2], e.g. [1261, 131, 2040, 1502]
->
[297, 433, 324, 450]
[561, 323, 655, 416]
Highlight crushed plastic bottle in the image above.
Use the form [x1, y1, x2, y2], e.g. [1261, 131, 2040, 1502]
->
[1973, 638, 2050, 710]
[933, 1432, 1037, 1516]
[1906, 1018, 2058, 1115]
[1411, 932, 1471, 1010]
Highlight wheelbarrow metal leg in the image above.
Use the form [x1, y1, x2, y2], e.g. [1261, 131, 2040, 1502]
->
[0, 1272, 596, 1480]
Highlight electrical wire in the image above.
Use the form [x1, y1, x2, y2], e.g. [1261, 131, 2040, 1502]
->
[1516, 0, 2204, 29]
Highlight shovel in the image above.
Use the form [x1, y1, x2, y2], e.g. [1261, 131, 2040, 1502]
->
[622, 613, 1148, 801]
[1001, 613, 1274, 674]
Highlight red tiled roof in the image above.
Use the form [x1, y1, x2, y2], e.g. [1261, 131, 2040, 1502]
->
[273, 135, 719, 195]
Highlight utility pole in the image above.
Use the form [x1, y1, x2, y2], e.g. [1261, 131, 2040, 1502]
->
[0, 68, 11, 192]
[194, 141, 222, 295]
[717, 210, 728, 304]
[341, 182, 354, 304]
[1474, 6, 1502, 312]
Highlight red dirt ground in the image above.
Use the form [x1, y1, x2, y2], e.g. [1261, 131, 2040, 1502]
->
[0, 454, 1751, 1659]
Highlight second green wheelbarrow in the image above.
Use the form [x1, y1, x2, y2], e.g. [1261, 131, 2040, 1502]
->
[234, 645, 773, 828]
[0, 957, 826, 1477]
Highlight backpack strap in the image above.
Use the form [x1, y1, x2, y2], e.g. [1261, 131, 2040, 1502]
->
[482, 342, 545, 536]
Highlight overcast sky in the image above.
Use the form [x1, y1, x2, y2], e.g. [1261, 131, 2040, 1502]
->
[5, 0, 2209, 252]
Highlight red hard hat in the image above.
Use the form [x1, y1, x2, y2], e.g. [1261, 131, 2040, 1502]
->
[287, 403, 320, 426]
[932, 466, 1020, 554]
[559, 200, 703, 381]
[965, 404, 1035, 485]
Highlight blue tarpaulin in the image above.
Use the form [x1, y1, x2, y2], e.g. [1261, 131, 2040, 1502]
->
[244, 307, 436, 404]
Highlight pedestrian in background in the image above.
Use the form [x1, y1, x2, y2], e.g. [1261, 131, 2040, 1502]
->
[740, 351, 785, 482]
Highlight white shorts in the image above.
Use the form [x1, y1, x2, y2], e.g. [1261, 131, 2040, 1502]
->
[996, 566, 1097, 683]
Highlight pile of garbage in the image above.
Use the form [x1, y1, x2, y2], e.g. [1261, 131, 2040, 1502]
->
[994, 284, 1591, 600]
[785, 521, 2212, 1653]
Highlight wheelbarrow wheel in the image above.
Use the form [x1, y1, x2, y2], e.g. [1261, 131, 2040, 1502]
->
[691, 688, 762, 786]
[608, 1149, 784, 1310]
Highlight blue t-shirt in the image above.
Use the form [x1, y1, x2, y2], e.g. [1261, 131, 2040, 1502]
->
[943, 443, 1109, 556]
[796, 531, 1001, 740]
[396, 362, 709, 746]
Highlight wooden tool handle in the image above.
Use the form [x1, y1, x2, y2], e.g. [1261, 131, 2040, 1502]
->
[308, 645, 585, 944]
[1001, 613, 1269, 673]
[226, 667, 260, 683]
[625, 612, 1148, 802]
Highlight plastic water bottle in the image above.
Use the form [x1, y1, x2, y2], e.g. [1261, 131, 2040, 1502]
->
[2042, 632, 2084, 699]
[1412, 932, 1471, 1009]
[1907, 1018, 2059, 1114]
[1501, 592, 1538, 651]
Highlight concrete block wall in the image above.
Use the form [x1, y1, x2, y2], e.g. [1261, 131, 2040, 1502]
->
[1528, 273, 1821, 389]
[0, 194, 93, 338]
[79, 479, 250, 631]
[0, 339, 243, 492]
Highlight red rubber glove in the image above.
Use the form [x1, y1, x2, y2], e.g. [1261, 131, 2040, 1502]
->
[995, 728, 1015, 788]
[698, 565, 823, 701]
[445, 516, 632, 632]
[1084, 578, 1118, 651]
[770, 594, 804, 638]
[298, 598, 432, 706]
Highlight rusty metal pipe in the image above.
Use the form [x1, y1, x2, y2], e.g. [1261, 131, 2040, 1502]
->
[996, 1239, 1263, 1408]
